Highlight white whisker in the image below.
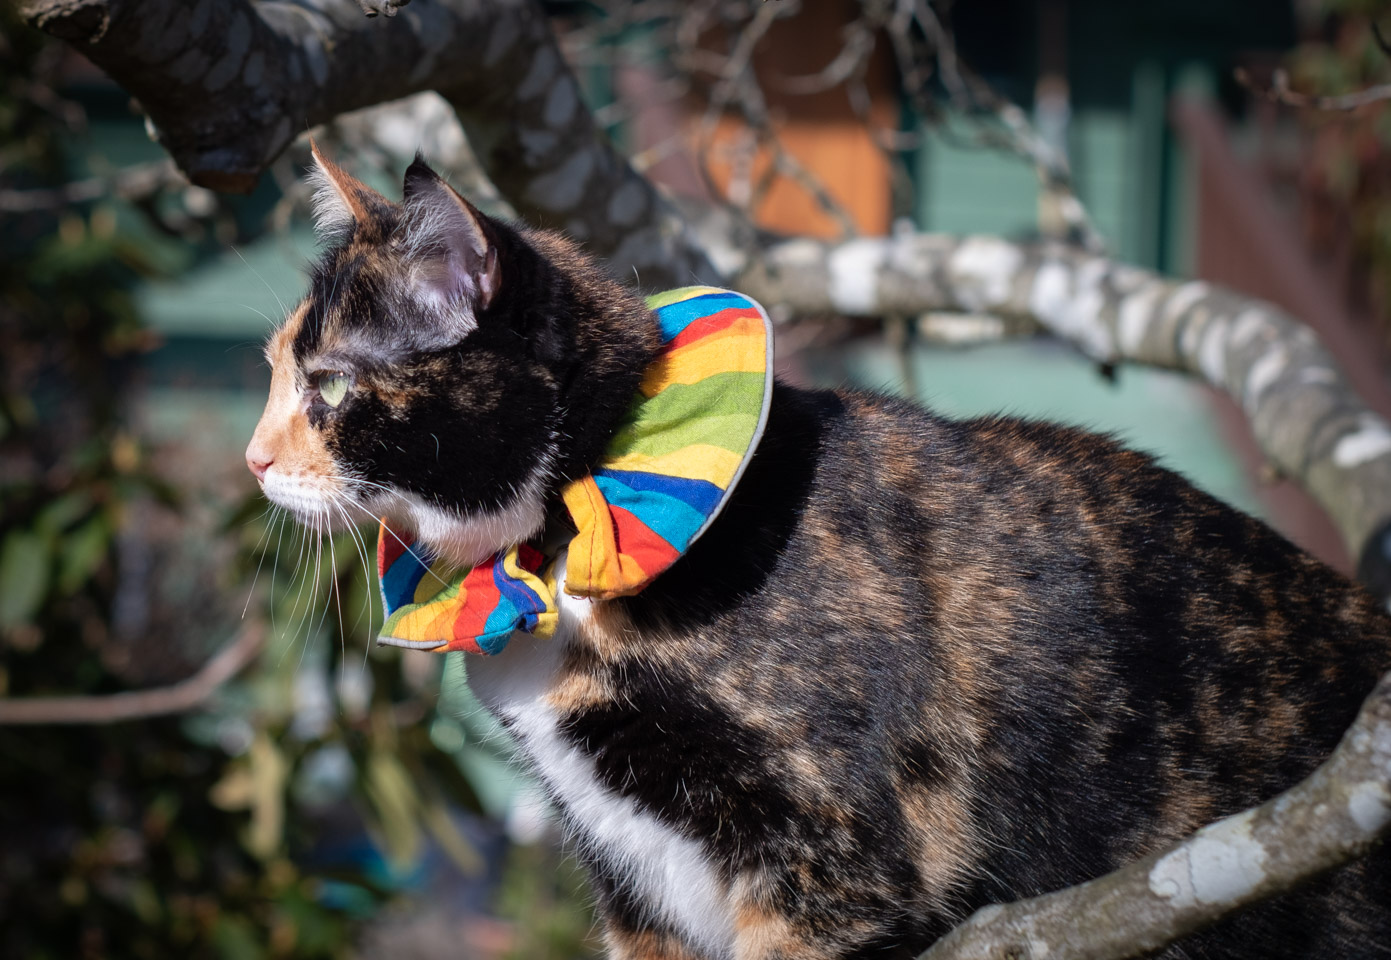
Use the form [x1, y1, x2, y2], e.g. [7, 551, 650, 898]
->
[331, 498, 376, 643]
[241, 502, 280, 620]
[231, 245, 288, 319]
[325, 509, 346, 664]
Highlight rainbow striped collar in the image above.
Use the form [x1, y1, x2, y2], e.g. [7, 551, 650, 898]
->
[376, 286, 774, 655]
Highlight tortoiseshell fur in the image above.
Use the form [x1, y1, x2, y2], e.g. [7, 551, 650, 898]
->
[251, 155, 1391, 959]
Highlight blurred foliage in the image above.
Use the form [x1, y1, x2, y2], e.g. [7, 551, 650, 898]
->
[495, 843, 600, 960]
[0, 14, 366, 958]
[0, 14, 584, 958]
[1289, 0, 1391, 341]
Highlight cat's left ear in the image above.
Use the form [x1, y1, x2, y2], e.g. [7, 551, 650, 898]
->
[399, 155, 501, 332]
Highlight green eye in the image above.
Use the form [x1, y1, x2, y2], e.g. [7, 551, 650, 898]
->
[317, 371, 349, 407]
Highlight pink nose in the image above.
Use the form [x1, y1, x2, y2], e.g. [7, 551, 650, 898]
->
[246, 450, 272, 482]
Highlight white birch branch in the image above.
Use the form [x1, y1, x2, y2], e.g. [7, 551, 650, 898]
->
[726, 229, 1391, 599]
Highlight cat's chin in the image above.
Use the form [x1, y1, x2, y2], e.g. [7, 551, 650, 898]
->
[375, 482, 548, 571]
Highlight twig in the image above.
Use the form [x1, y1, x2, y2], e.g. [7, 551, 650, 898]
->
[770, 19, 875, 94]
[885, 0, 1105, 251]
[687, 0, 861, 239]
[1372, 21, 1391, 61]
[0, 159, 181, 212]
[693, 0, 785, 195]
[1237, 67, 1391, 112]
[0, 623, 265, 724]
[920, 668, 1391, 960]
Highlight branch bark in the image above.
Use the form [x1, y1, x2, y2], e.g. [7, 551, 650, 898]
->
[723, 229, 1391, 600]
[920, 667, 1391, 960]
[19, 0, 715, 287]
[0, 623, 264, 724]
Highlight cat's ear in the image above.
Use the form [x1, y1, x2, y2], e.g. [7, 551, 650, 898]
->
[306, 139, 393, 242]
[399, 155, 501, 324]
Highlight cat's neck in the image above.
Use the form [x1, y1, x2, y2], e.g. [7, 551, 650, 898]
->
[518, 229, 661, 486]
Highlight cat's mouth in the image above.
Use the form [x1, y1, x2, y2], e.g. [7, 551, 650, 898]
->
[260, 471, 372, 530]
[260, 467, 549, 571]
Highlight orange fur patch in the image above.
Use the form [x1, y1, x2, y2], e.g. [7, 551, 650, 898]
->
[250, 302, 337, 486]
[604, 927, 705, 960]
[731, 875, 827, 960]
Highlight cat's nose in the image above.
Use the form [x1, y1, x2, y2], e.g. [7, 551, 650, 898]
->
[245, 444, 273, 482]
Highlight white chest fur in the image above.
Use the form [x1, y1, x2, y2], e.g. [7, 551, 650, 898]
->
[464, 557, 736, 959]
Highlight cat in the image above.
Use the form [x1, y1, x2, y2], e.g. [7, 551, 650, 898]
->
[246, 146, 1391, 960]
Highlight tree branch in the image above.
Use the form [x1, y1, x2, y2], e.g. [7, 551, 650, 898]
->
[20, 0, 716, 287]
[0, 158, 179, 211]
[920, 667, 1391, 960]
[0, 623, 264, 724]
[1236, 67, 1391, 112]
[719, 227, 1391, 598]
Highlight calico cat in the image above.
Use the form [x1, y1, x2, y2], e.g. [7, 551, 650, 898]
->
[246, 146, 1391, 959]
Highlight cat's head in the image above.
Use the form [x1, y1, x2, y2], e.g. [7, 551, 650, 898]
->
[246, 145, 658, 567]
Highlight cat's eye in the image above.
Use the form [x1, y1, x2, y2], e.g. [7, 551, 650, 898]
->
[316, 371, 350, 408]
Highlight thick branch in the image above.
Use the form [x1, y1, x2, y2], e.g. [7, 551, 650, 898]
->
[0, 623, 264, 724]
[726, 230, 1391, 596]
[920, 668, 1391, 960]
[21, 0, 715, 286]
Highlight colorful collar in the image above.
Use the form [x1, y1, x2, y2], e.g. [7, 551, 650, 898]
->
[375, 286, 774, 655]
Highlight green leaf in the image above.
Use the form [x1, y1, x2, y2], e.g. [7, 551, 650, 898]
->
[0, 530, 51, 628]
[57, 515, 110, 595]
[34, 491, 92, 536]
[363, 749, 423, 869]
[212, 914, 263, 960]
[273, 885, 346, 956]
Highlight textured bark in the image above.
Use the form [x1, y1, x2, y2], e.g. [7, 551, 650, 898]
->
[920, 667, 1391, 960]
[19, 0, 715, 287]
[729, 231, 1391, 601]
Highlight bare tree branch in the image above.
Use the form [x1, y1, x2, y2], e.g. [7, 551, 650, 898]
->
[0, 623, 264, 724]
[921, 667, 1391, 960]
[19, 0, 716, 287]
[885, 0, 1105, 250]
[1236, 67, 1391, 112]
[0, 157, 179, 211]
[717, 227, 1391, 594]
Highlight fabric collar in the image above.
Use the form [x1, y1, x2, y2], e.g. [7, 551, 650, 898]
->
[375, 286, 775, 655]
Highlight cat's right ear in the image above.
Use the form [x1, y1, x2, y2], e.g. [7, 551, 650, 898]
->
[306, 139, 393, 243]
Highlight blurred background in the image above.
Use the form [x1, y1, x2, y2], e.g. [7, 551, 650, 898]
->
[3, 0, 1391, 957]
